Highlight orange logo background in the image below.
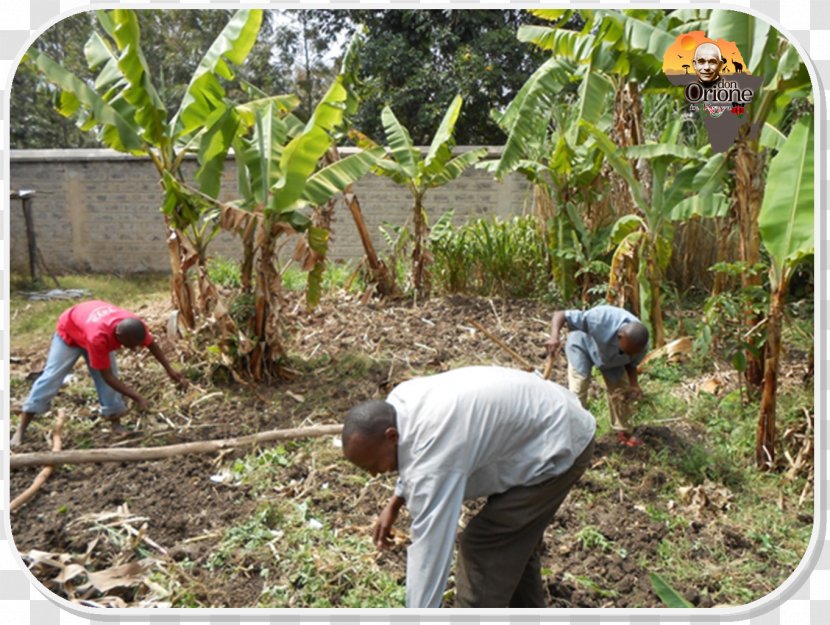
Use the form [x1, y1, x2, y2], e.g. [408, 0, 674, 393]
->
[662, 31, 748, 76]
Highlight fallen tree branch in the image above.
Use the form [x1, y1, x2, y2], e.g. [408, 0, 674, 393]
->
[468, 319, 534, 370]
[10, 423, 343, 469]
[11, 409, 65, 511]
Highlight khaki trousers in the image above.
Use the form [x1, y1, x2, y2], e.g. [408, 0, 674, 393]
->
[567, 362, 631, 432]
[454, 439, 595, 607]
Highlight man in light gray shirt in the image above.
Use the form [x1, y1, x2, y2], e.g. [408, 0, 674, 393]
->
[341, 366, 596, 608]
[547, 305, 649, 447]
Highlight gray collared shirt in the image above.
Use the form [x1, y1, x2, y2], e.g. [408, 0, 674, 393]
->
[386, 366, 596, 608]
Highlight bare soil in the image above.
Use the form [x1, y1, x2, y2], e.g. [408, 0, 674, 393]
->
[9, 293, 812, 608]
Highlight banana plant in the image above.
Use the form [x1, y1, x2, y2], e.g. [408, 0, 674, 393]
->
[583, 118, 729, 346]
[489, 9, 709, 303]
[483, 88, 610, 301]
[707, 9, 812, 387]
[367, 95, 487, 294]
[164, 73, 384, 380]
[26, 8, 265, 329]
[755, 114, 814, 469]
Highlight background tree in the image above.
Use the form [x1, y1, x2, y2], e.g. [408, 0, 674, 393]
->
[11, 13, 99, 149]
[334, 9, 548, 146]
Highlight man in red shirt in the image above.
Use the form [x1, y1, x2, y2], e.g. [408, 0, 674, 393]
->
[11, 300, 187, 447]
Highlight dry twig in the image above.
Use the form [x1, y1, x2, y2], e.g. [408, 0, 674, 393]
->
[11, 409, 65, 512]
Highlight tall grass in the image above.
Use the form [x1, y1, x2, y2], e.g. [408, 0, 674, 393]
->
[430, 212, 552, 298]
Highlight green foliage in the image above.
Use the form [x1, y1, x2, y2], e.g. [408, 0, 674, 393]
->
[429, 213, 551, 298]
[650, 572, 693, 608]
[575, 525, 627, 559]
[207, 256, 243, 288]
[698, 262, 769, 375]
[210, 439, 406, 607]
[563, 572, 619, 599]
[340, 10, 548, 145]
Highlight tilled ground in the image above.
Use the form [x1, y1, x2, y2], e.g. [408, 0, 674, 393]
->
[9, 292, 812, 608]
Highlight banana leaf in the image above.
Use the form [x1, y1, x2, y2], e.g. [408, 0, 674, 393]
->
[424, 94, 463, 171]
[301, 147, 386, 206]
[759, 115, 814, 282]
[26, 48, 143, 153]
[381, 105, 419, 179]
[172, 9, 263, 138]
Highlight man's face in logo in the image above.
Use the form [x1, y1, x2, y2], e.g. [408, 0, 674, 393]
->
[692, 43, 724, 84]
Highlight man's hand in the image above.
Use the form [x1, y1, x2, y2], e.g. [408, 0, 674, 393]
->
[373, 495, 404, 550]
[134, 396, 150, 412]
[169, 369, 189, 388]
[625, 385, 643, 401]
[546, 336, 561, 356]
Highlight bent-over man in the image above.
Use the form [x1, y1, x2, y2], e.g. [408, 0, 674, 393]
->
[547, 304, 649, 447]
[12, 300, 187, 446]
[342, 366, 595, 608]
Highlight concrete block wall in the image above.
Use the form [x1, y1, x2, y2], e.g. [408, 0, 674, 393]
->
[9, 149, 530, 274]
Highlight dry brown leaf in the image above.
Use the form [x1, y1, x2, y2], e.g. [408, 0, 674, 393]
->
[87, 559, 153, 593]
[639, 336, 693, 368]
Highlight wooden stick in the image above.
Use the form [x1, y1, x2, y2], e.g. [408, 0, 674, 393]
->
[10, 423, 343, 469]
[542, 353, 555, 380]
[11, 409, 65, 512]
[468, 320, 533, 369]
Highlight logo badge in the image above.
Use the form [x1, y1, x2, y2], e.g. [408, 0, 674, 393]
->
[663, 32, 763, 152]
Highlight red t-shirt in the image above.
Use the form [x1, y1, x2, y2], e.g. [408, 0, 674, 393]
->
[56, 300, 153, 370]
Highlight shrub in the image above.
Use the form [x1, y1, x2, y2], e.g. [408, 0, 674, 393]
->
[430, 212, 551, 297]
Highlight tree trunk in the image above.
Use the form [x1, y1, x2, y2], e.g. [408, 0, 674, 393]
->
[756, 281, 785, 469]
[10, 423, 344, 469]
[733, 135, 766, 388]
[322, 146, 396, 297]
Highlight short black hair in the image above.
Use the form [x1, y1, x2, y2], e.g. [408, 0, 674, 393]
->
[620, 322, 649, 349]
[342, 400, 396, 447]
[116, 317, 146, 346]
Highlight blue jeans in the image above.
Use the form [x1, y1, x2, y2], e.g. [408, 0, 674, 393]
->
[22, 334, 127, 417]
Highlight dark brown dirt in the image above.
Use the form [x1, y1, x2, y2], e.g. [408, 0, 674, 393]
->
[8, 292, 812, 608]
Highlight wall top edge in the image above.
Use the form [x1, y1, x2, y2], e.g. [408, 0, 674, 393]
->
[10, 146, 505, 162]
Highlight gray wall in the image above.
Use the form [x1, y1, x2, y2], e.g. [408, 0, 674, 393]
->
[9, 149, 530, 274]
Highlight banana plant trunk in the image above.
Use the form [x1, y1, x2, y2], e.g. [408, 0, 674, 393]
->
[323, 147, 396, 297]
[757, 280, 786, 469]
[733, 136, 766, 389]
[712, 215, 736, 296]
[647, 257, 666, 347]
[412, 192, 429, 294]
[345, 192, 397, 297]
[164, 217, 196, 330]
[251, 221, 284, 381]
[241, 232, 255, 292]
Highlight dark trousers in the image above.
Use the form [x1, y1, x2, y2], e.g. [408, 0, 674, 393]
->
[454, 439, 595, 607]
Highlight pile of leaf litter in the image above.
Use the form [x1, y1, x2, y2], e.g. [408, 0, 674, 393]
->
[9, 291, 813, 608]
